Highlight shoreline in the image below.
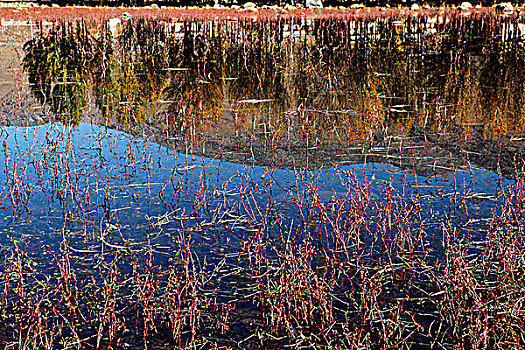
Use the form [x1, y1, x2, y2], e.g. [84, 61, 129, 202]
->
[0, 4, 518, 21]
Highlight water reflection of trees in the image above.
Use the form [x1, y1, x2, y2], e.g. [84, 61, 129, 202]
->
[163, 22, 224, 138]
[23, 23, 93, 123]
[22, 14, 525, 142]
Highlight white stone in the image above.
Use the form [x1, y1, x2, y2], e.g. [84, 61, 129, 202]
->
[458, 1, 472, 10]
[494, 2, 514, 12]
[306, 0, 323, 8]
[108, 17, 121, 36]
[239, 6, 258, 12]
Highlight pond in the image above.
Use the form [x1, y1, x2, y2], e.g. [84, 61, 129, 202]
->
[0, 10, 524, 349]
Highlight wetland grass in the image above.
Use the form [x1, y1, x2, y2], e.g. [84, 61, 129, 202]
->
[0, 9, 524, 349]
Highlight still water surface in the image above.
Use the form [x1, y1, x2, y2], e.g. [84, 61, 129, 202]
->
[0, 13, 523, 347]
[0, 122, 509, 255]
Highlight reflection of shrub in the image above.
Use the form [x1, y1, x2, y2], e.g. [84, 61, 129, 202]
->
[117, 64, 145, 124]
[23, 14, 525, 139]
[93, 28, 120, 121]
[166, 68, 224, 136]
[116, 19, 172, 124]
[23, 23, 92, 124]
[23, 20, 174, 126]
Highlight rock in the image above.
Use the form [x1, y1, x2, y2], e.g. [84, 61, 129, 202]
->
[494, 2, 514, 13]
[457, 2, 472, 10]
[306, 0, 323, 8]
[108, 12, 132, 36]
[108, 17, 121, 36]
[239, 6, 258, 12]
[239, 2, 257, 12]
[261, 4, 272, 9]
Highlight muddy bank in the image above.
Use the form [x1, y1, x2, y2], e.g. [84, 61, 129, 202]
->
[117, 116, 524, 180]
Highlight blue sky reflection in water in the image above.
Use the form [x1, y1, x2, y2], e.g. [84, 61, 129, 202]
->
[0, 122, 511, 252]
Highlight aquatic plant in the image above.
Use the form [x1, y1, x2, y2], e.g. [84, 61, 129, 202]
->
[2, 9, 525, 349]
